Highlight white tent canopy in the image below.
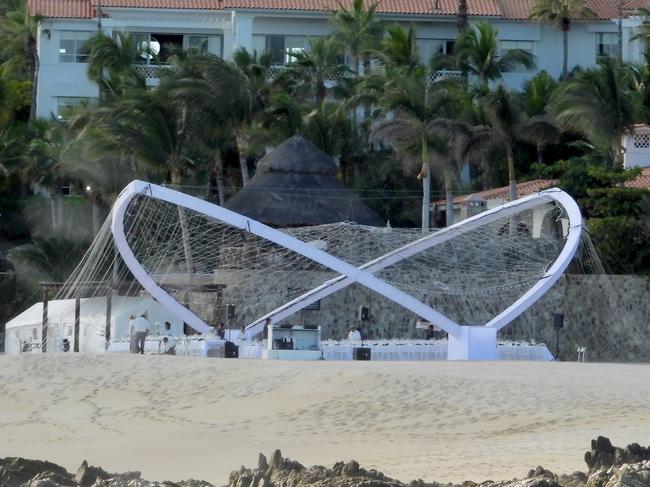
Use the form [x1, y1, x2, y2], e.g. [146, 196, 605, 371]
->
[4, 296, 183, 354]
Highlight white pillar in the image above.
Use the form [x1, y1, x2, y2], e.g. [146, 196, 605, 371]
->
[222, 29, 234, 58]
[232, 12, 254, 54]
[447, 326, 498, 361]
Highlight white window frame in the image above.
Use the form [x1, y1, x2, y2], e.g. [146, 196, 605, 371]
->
[58, 31, 92, 63]
[596, 33, 619, 59]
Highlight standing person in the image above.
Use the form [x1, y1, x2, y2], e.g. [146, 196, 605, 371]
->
[239, 325, 250, 341]
[262, 318, 271, 340]
[132, 313, 151, 354]
[217, 323, 226, 340]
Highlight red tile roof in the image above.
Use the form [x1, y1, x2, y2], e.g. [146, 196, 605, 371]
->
[433, 179, 559, 207]
[28, 0, 647, 20]
[434, 170, 650, 208]
[29, 0, 94, 18]
[625, 166, 650, 190]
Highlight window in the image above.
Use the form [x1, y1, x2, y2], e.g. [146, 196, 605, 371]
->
[131, 33, 183, 64]
[500, 40, 534, 54]
[188, 35, 209, 53]
[415, 39, 455, 63]
[59, 31, 92, 63]
[252, 35, 307, 65]
[499, 41, 534, 72]
[597, 33, 619, 58]
[266, 35, 286, 65]
[57, 96, 92, 119]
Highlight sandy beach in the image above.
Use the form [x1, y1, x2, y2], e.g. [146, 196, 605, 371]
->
[0, 355, 648, 485]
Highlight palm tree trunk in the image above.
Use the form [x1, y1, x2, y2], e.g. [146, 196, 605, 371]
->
[444, 170, 454, 227]
[562, 28, 569, 79]
[507, 144, 517, 201]
[239, 152, 250, 187]
[537, 142, 544, 166]
[208, 157, 226, 205]
[316, 79, 327, 104]
[50, 191, 59, 232]
[92, 196, 102, 236]
[177, 207, 193, 284]
[457, 0, 468, 34]
[421, 140, 430, 231]
[28, 37, 39, 123]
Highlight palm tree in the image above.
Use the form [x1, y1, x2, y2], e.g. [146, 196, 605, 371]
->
[528, 0, 595, 79]
[284, 36, 347, 103]
[163, 52, 254, 187]
[83, 89, 196, 185]
[456, 21, 537, 92]
[482, 85, 524, 201]
[551, 57, 638, 167]
[520, 71, 560, 166]
[377, 24, 421, 73]
[22, 119, 72, 230]
[0, 0, 47, 122]
[521, 70, 558, 116]
[84, 32, 145, 99]
[370, 70, 462, 229]
[331, 0, 383, 77]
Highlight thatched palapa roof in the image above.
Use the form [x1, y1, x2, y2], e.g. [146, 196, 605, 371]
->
[224, 136, 384, 228]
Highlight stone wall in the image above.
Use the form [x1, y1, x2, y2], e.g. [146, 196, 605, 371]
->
[186, 273, 650, 362]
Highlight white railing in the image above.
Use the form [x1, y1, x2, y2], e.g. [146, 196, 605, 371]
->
[428, 69, 463, 83]
[133, 64, 171, 79]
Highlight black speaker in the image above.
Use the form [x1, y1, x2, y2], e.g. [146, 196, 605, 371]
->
[224, 341, 239, 358]
[353, 347, 371, 361]
[553, 313, 564, 330]
[62, 338, 70, 352]
[227, 304, 236, 319]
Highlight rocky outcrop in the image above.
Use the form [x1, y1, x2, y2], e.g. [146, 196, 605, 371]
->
[584, 436, 650, 474]
[0, 458, 215, 487]
[1, 437, 649, 487]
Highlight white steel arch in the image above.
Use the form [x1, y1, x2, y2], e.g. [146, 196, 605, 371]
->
[111, 182, 582, 341]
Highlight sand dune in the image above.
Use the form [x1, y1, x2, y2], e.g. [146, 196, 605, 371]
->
[0, 355, 648, 485]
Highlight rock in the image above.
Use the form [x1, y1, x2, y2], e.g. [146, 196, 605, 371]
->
[0, 457, 74, 487]
[76, 461, 111, 486]
[257, 454, 268, 473]
[585, 437, 650, 474]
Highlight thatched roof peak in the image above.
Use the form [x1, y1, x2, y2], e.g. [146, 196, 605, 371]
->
[257, 135, 336, 176]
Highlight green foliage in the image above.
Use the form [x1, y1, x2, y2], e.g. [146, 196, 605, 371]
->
[588, 217, 650, 274]
[456, 21, 536, 90]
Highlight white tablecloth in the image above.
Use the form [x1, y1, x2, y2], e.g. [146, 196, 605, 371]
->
[106, 337, 553, 361]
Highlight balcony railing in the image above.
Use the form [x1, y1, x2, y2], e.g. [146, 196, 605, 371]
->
[428, 70, 463, 83]
[133, 64, 171, 79]
[133, 63, 462, 87]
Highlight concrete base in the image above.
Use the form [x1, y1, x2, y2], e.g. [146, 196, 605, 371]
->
[447, 326, 497, 361]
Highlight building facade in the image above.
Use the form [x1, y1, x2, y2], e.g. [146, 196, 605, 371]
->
[29, 0, 648, 119]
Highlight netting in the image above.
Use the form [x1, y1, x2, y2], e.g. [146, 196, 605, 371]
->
[40, 184, 649, 361]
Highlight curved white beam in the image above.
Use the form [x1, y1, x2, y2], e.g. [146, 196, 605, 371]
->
[485, 189, 582, 330]
[248, 188, 582, 336]
[111, 181, 463, 336]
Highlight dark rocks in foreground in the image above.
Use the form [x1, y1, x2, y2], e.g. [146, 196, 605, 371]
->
[1, 437, 649, 487]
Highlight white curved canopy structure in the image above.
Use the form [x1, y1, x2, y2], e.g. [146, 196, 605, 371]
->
[109, 181, 582, 360]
